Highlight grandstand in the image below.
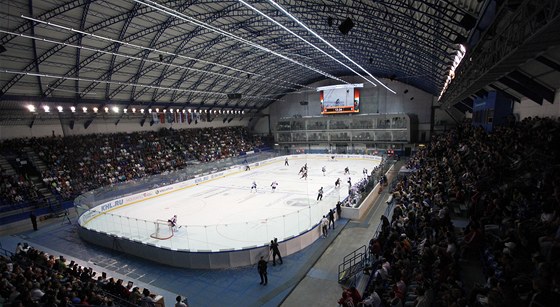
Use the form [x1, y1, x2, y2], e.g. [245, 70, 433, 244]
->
[1, 1, 560, 306]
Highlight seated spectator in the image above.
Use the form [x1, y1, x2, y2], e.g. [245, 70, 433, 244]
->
[140, 288, 157, 306]
[358, 290, 381, 307]
[338, 289, 355, 307]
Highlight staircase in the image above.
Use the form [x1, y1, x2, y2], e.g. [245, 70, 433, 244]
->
[0, 154, 17, 176]
[23, 147, 60, 210]
[0, 154, 30, 217]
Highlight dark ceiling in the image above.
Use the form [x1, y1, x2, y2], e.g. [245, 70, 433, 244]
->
[0, 0, 558, 124]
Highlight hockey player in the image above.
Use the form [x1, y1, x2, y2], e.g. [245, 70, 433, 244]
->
[335, 178, 341, 188]
[271, 181, 278, 192]
[251, 181, 257, 192]
[284, 157, 289, 166]
[317, 187, 324, 201]
[168, 215, 177, 229]
[344, 166, 350, 175]
[300, 170, 308, 180]
[322, 166, 326, 176]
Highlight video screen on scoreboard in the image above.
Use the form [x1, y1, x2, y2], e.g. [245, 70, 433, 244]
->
[318, 84, 362, 115]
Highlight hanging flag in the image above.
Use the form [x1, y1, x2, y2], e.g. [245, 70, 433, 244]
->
[159, 112, 165, 123]
[152, 112, 159, 124]
[166, 112, 173, 123]
[187, 112, 192, 124]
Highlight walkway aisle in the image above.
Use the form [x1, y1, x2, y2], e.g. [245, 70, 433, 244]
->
[281, 161, 403, 306]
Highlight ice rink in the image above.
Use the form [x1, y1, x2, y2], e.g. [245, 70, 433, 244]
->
[81, 155, 381, 251]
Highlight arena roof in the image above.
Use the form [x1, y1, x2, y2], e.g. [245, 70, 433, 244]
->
[0, 0, 559, 124]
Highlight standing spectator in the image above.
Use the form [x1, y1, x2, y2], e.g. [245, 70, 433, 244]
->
[328, 209, 335, 229]
[336, 201, 342, 218]
[321, 215, 329, 237]
[30, 212, 38, 231]
[258, 256, 268, 285]
[270, 238, 283, 266]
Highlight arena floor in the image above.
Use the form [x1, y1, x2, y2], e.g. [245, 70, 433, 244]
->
[83, 155, 381, 251]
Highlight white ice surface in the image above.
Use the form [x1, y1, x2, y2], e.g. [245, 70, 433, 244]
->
[84, 155, 380, 251]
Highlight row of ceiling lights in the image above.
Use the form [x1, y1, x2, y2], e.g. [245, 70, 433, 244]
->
[438, 44, 467, 101]
[26, 105, 245, 115]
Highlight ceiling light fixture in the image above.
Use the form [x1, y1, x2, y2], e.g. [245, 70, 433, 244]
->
[438, 44, 467, 101]
[0, 68, 224, 98]
[239, 0, 381, 89]
[131, 1, 346, 84]
[263, 0, 396, 94]
[13, 20, 310, 91]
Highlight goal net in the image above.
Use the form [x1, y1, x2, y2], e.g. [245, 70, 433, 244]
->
[150, 219, 174, 240]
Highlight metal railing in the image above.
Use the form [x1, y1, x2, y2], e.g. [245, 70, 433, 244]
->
[338, 245, 367, 286]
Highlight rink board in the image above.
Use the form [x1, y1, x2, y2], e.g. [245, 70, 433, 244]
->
[77, 154, 381, 268]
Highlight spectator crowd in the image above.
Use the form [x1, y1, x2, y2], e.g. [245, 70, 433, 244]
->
[1, 242, 164, 306]
[341, 117, 559, 307]
[0, 126, 265, 204]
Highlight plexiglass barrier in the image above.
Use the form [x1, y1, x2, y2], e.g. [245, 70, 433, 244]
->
[78, 191, 342, 251]
[75, 151, 277, 210]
